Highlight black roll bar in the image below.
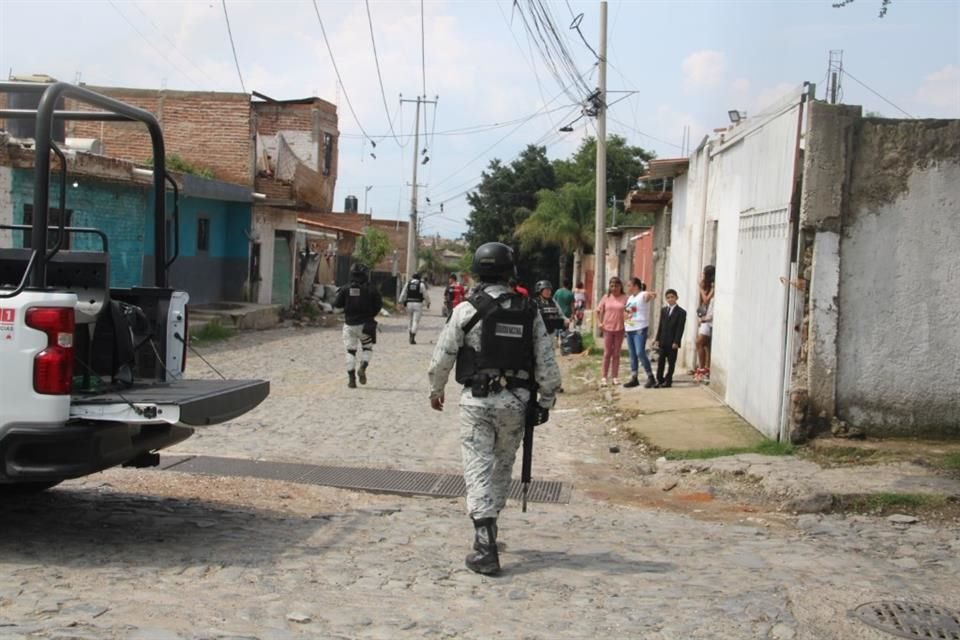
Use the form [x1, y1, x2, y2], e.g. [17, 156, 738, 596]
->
[0, 81, 167, 288]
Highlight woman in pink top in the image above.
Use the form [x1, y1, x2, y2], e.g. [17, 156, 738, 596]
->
[595, 276, 628, 386]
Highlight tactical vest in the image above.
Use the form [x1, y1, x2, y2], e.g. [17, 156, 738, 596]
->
[537, 298, 564, 332]
[406, 279, 424, 302]
[345, 283, 376, 317]
[455, 289, 536, 385]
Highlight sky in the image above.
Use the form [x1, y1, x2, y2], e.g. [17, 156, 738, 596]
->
[1, 0, 958, 239]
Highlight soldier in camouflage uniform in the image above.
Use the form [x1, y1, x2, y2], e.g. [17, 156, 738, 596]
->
[428, 242, 562, 575]
[333, 263, 383, 388]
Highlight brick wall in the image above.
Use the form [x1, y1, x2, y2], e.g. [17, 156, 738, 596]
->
[65, 87, 253, 186]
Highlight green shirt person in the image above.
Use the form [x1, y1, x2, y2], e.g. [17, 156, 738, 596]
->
[554, 280, 575, 319]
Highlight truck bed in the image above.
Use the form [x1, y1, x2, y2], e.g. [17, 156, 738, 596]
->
[73, 379, 269, 426]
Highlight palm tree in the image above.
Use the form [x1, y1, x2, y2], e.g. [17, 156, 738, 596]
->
[514, 181, 594, 285]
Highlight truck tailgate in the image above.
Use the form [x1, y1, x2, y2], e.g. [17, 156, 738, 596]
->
[72, 379, 269, 426]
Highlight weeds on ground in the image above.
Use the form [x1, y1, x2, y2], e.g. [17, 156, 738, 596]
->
[190, 321, 233, 344]
[664, 440, 796, 460]
[835, 492, 949, 513]
[940, 453, 960, 472]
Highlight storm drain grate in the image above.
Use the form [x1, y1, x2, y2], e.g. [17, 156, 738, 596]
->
[851, 601, 960, 640]
[159, 455, 571, 504]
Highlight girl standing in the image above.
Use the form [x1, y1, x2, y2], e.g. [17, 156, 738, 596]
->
[595, 276, 629, 386]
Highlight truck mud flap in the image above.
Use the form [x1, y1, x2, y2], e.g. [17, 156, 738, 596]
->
[73, 379, 269, 426]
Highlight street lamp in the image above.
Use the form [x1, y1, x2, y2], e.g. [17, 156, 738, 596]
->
[364, 185, 374, 213]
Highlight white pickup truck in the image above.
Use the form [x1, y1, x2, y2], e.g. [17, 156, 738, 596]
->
[0, 82, 268, 494]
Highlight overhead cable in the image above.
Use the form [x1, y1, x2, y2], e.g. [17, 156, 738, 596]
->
[364, 0, 403, 147]
[220, 0, 247, 93]
[841, 68, 914, 118]
[107, 0, 206, 89]
[311, 0, 373, 141]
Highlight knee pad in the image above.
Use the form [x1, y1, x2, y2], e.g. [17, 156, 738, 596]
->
[347, 349, 358, 355]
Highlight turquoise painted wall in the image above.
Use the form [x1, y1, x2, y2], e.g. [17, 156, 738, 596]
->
[12, 168, 148, 288]
[11, 170, 251, 299]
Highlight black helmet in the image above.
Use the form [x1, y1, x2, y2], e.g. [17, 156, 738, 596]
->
[350, 262, 370, 282]
[535, 280, 553, 294]
[412, 272, 421, 280]
[472, 242, 515, 280]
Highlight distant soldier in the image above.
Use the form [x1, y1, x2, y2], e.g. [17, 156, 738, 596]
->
[428, 242, 562, 575]
[534, 279, 568, 342]
[333, 263, 383, 388]
[398, 272, 431, 344]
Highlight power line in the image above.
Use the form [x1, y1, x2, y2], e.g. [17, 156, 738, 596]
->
[107, 0, 206, 89]
[311, 0, 373, 141]
[431, 87, 578, 190]
[842, 68, 914, 118]
[420, 0, 428, 99]
[607, 115, 683, 150]
[339, 103, 578, 140]
[220, 0, 247, 94]
[364, 0, 402, 147]
[130, 1, 218, 87]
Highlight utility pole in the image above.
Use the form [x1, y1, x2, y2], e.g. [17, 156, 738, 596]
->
[827, 50, 843, 104]
[400, 95, 437, 281]
[592, 0, 608, 338]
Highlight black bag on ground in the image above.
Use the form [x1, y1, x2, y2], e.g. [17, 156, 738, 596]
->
[561, 330, 583, 355]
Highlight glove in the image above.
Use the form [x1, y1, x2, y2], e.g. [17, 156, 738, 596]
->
[534, 406, 550, 426]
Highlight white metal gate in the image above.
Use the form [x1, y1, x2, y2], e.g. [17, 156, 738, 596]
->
[719, 90, 806, 439]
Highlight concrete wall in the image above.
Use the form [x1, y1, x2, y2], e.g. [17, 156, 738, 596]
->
[252, 206, 297, 305]
[834, 118, 960, 436]
[0, 165, 11, 248]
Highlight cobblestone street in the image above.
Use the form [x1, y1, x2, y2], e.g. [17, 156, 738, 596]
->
[1, 310, 957, 639]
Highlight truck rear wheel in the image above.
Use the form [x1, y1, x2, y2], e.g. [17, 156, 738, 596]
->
[0, 481, 62, 496]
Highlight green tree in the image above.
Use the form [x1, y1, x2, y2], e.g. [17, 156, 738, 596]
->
[515, 181, 595, 283]
[417, 247, 445, 283]
[353, 227, 391, 269]
[553, 134, 654, 204]
[463, 145, 556, 250]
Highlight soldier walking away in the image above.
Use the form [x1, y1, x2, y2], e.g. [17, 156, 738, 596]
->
[334, 263, 383, 388]
[428, 242, 562, 576]
[398, 272, 431, 344]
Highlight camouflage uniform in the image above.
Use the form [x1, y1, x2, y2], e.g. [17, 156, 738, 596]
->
[428, 283, 562, 520]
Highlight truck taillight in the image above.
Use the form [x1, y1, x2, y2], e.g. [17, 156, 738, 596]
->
[26, 307, 75, 395]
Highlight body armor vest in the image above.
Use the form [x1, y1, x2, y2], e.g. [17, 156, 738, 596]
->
[406, 279, 424, 302]
[455, 289, 536, 384]
[537, 298, 564, 332]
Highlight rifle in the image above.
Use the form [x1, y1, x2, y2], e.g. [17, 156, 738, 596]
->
[521, 381, 538, 512]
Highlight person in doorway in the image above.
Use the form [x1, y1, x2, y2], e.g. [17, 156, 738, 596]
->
[595, 276, 629, 387]
[428, 242, 562, 575]
[398, 272, 431, 344]
[333, 263, 383, 388]
[655, 289, 687, 388]
[695, 265, 716, 382]
[623, 277, 657, 389]
[554, 280, 575, 323]
[572, 281, 587, 328]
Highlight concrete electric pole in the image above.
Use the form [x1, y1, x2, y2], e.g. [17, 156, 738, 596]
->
[400, 95, 437, 282]
[592, 0, 608, 338]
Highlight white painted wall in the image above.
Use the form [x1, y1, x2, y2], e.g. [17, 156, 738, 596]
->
[253, 207, 298, 305]
[667, 95, 804, 439]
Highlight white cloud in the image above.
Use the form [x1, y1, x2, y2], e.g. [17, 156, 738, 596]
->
[915, 65, 960, 113]
[682, 50, 727, 92]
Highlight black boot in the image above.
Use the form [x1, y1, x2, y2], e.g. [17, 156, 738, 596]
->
[465, 518, 500, 575]
[358, 362, 368, 385]
[347, 370, 357, 389]
[623, 375, 640, 388]
[644, 374, 656, 389]
[409, 332, 416, 345]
